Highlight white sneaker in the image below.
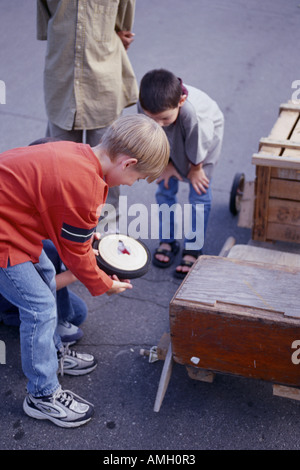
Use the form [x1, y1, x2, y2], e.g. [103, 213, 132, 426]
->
[23, 387, 94, 428]
[57, 345, 97, 376]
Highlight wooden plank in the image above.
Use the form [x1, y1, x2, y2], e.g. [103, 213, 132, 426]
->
[271, 167, 300, 181]
[252, 153, 300, 169]
[252, 166, 271, 241]
[227, 244, 300, 268]
[264, 109, 299, 147]
[259, 137, 300, 151]
[218, 236, 236, 257]
[238, 180, 255, 229]
[273, 384, 300, 401]
[280, 103, 300, 112]
[258, 106, 300, 160]
[282, 112, 300, 159]
[153, 342, 173, 412]
[170, 301, 300, 386]
[266, 222, 300, 245]
[253, 108, 300, 167]
[175, 256, 300, 318]
[269, 179, 300, 201]
[268, 199, 300, 227]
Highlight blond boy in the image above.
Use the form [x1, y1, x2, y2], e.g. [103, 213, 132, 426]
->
[0, 114, 169, 428]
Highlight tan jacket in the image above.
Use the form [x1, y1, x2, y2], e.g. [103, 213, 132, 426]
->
[37, 0, 138, 130]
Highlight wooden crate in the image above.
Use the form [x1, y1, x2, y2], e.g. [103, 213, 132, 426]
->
[252, 101, 300, 244]
[169, 256, 300, 386]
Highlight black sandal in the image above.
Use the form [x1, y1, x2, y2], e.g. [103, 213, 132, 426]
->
[174, 249, 202, 279]
[152, 241, 180, 268]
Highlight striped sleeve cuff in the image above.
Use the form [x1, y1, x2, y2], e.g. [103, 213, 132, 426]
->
[61, 222, 96, 243]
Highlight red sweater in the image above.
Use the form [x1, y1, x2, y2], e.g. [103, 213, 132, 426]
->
[0, 141, 113, 296]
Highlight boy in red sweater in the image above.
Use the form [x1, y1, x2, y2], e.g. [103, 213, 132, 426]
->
[0, 114, 169, 428]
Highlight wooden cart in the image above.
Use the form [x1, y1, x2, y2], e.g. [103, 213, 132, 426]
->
[152, 239, 300, 412]
[232, 100, 300, 243]
[149, 101, 300, 412]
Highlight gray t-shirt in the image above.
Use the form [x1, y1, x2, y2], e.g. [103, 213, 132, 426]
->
[138, 84, 224, 181]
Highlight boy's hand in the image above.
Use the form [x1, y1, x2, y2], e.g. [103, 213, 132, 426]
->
[92, 231, 101, 255]
[93, 236, 133, 295]
[187, 164, 210, 195]
[156, 161, 183, 188]
[106, 275, 133, 296]
[117, 31, 135, 50]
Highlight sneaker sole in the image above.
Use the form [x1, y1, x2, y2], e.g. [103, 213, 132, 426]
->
[62, 362, 98, 376]
[23, 398, 93, 428]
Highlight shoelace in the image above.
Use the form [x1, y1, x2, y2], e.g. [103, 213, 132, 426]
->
[58, 343, 73, 377]
[51, 386, 94, 408]
[53, 387, 73, 407]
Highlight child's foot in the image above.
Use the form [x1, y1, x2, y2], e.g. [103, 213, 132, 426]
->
[174, 249, 202, 279]
[152, 241, 180, 268]
[57, 320, 83, 345]
[23, 387, 94, 428]
[57, 345, 97, 376]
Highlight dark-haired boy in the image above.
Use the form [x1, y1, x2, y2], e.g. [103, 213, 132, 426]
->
[138, 69, 224, 278]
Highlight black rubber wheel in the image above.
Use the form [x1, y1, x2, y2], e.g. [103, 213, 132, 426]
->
[229, 173, 245, 215]
[93, 234, 151, 279]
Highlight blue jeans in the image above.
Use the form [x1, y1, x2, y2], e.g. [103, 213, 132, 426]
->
[43, 240, 87, 326]
[0, 250, 60, 397]
[0, 240, 87, 328]
[156, 177, 212, 252]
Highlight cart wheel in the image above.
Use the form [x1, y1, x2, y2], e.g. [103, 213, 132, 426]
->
[229, 173, 245, 215]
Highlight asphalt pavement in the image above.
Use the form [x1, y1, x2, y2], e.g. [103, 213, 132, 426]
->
[1, 0, 300, 452]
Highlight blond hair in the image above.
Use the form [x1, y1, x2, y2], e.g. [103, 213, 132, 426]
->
[100, 114, 170, 183]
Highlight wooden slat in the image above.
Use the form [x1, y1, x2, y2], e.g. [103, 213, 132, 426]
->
[253, 108, 300, 166]
[279, 103, 300, 112]
[282, 111, 300, 159]
[273, 384, 300, 401]
[268, 199, 300, 226]
[252, 153, 300, 169]
[269, 179, 300, 201]
[227, 244, 300, 268]
[259, 137, 300, 151]
[266, 222, 300, 245]
[271, 167, 300, 181]
[153, 342, 173, 412]
[218, 236, 236, 257]
[264, 109, 299, 146]
[252, 166, 271, 241]
[238, 181, 255, 229]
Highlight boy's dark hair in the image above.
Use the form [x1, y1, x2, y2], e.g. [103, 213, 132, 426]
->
[139, 69, 183, 114]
